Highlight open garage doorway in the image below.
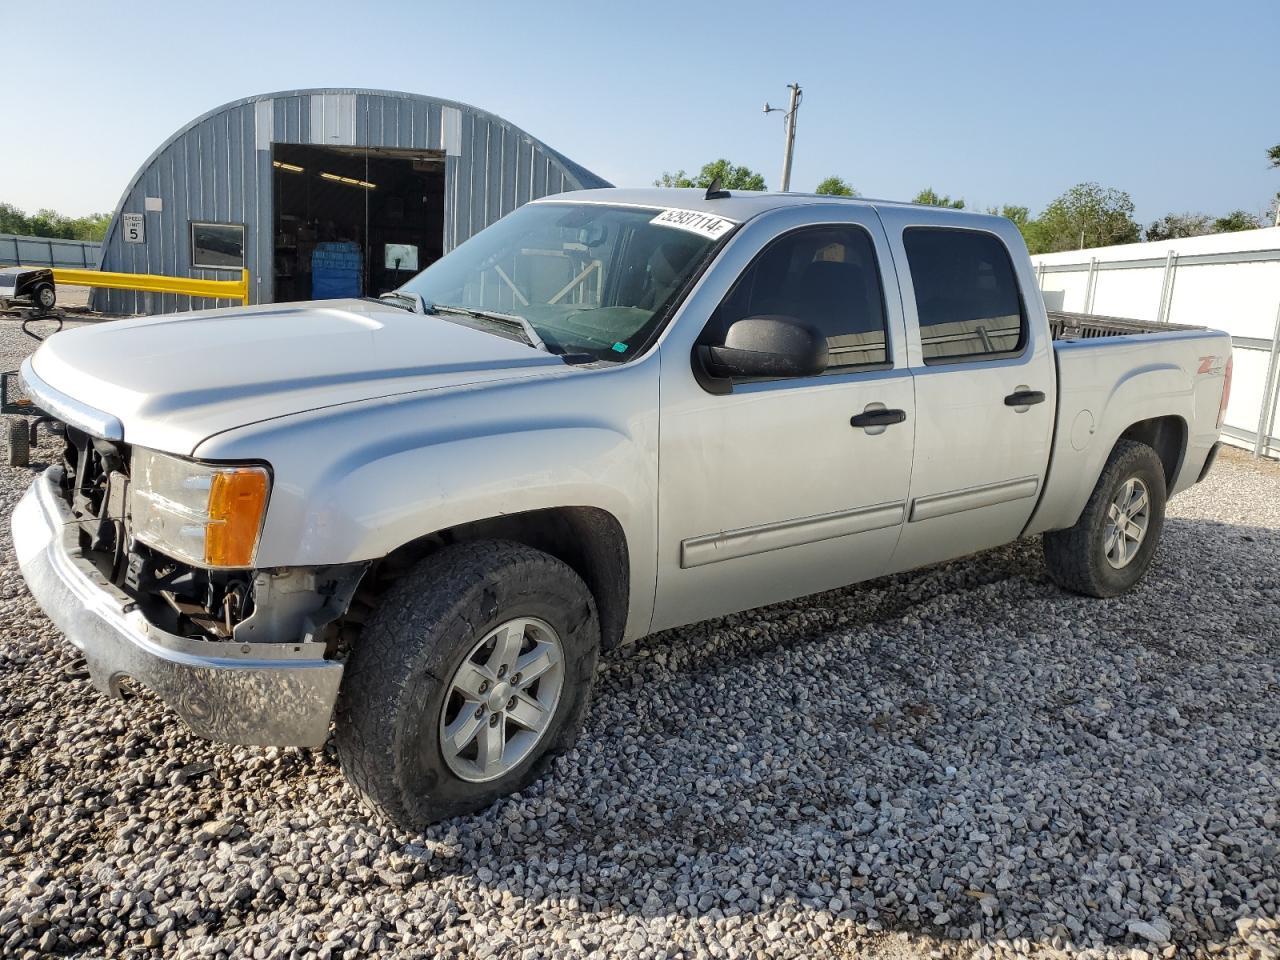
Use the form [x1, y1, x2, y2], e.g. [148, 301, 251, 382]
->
[270, 144, 445, 303]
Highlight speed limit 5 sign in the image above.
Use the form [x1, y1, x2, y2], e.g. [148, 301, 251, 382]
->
[122, 213, 145, 244]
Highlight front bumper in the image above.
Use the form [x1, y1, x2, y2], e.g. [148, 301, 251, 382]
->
[11, 467, 342, 747]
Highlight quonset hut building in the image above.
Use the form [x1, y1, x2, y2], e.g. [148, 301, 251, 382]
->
[91, 88, 610, 315]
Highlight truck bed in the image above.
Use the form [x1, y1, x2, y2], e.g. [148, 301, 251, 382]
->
[1048, 310, 1204, 341]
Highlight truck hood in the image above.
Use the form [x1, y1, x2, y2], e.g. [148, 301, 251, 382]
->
[27, 299, 567, 454]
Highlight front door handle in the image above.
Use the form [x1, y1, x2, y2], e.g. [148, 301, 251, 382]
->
[1004, 389, 1046, 407]
[850, 408, 907, 428]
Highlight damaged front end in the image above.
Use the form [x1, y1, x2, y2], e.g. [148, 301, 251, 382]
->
[8, 424, 365, 747]
[58, 426, 365, 651]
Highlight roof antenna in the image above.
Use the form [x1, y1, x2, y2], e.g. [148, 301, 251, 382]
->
[704, 177, 730, 200]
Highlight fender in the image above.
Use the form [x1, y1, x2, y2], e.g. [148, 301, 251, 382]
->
[194, 359, 661, 639]
[292, 423, 646, 563]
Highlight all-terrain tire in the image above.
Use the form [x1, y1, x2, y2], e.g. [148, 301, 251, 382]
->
[335, 540, 600, 829]
[1043, 439, 1167, 598]
[6, 418, 29, 468]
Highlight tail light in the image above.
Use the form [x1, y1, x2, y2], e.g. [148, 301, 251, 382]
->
[1217, 354, 1233, 428]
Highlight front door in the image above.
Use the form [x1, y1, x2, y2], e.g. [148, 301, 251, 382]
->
[652, 210, 916, 632]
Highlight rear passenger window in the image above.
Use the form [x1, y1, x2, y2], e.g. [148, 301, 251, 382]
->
[903, 228, 1026, 363]
[706, 225, 889, 371]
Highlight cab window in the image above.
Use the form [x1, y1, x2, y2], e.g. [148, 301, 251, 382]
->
[705, 225, 889, 371]
[903, 227, 1026, 363]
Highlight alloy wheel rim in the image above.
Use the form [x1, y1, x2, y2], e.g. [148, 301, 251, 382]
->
[438, 617, 565, 783]
[1103, 476, 1150, 569]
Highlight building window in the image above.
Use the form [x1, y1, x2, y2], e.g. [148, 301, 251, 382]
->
[190, 222, 245, 270]
[903, 227, 1026, 363]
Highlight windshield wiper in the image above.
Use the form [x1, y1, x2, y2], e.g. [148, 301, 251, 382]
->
[377, 290, 426, 313]
[426, 303, 547, 352]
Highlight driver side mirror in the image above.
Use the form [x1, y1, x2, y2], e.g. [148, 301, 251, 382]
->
[701, 315, 829, 382]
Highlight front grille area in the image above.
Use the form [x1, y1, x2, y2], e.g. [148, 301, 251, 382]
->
[59, 426, 132, 581]
[57, 427, 256, 640]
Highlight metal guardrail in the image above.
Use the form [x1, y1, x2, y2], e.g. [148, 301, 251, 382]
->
[0, 233, 100, 269]
[49, 268, 250, 303]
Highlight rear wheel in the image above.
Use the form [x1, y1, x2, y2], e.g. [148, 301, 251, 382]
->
[335, 540, 599, 829]
[1043, 439, 1167, 598]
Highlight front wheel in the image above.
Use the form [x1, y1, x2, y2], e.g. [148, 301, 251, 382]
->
[335, 540, 599, 829]
[1043, 439, 1167, 598]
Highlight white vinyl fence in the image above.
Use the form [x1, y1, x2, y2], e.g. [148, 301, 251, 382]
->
[1033, 228, 1280, 459]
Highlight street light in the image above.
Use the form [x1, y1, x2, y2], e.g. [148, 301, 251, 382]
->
[763, 83, 802, 192]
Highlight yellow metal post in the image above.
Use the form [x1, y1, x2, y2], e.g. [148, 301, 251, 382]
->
[50, 268, 250, 303]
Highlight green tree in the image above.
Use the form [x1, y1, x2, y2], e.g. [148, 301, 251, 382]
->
[0, 203, 27, 235]
[1145, 212, 1213, 242]
[913, 188, 965, 209]
[655, 170, 696, 188]
[814, 176, 858, 197]
[984, 205, 1037, 248]
[1028, 182, 1140, 253]
[655, 159, 766, 192]
[0, 202, 110, 241]
[1268, 144, 1280, 168]
[985, 204, 1030, 226]
[1212, 210, 1261, 233]
[86, 214, 111, 240]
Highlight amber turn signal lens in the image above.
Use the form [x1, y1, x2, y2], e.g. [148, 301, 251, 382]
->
[204, 468, 270, 567]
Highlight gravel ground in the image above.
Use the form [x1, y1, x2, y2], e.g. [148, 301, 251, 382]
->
[0, 320, 1276, 960]
[53, 286, 92, 310]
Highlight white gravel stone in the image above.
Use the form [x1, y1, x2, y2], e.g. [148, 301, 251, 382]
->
[0, 320, 1276, 959]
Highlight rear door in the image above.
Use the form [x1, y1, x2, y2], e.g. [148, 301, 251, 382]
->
[875, 213, 1056, 572]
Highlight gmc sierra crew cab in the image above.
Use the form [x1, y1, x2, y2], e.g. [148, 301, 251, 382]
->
[11, 187, 1232, 828]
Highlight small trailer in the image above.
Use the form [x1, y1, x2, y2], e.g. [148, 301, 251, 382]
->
[0, 267, 57, 312]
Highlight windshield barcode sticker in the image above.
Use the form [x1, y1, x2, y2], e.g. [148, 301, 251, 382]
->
[650, 208, 737, 240]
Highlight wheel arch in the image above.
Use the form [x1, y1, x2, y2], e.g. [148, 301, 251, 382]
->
[1117, 414, 1186, 489]
[361, 505, 632, 651]
[1026, 405, 1191, 538]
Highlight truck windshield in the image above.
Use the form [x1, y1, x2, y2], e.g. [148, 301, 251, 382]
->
[400, 203, 727, 361]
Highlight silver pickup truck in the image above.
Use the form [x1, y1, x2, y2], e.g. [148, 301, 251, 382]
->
[12, 188, 1231, 828]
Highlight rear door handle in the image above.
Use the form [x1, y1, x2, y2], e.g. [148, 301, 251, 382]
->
[1004, 390, 1046, 407]
[850, 408, 907, 428]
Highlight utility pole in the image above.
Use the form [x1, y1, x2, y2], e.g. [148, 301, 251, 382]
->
[763, 83, 802, 192]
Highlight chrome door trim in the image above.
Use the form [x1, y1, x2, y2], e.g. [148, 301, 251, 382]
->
[680, 500, 906, 569]
[909, 476, 1040, 523]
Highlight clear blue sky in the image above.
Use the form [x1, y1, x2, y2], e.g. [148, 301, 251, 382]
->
[7, 0, 1278, 225]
